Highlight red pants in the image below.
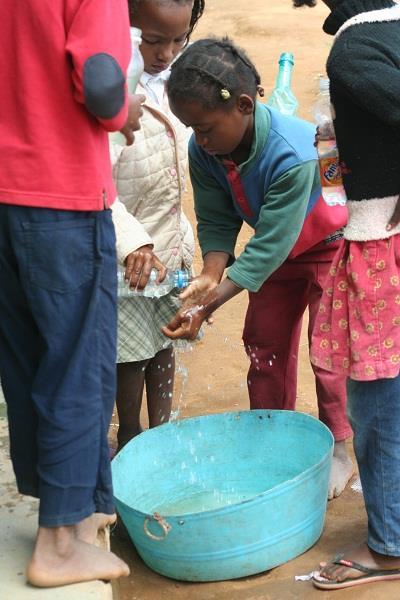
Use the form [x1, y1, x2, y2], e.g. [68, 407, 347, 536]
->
[242, 251, 352, 441]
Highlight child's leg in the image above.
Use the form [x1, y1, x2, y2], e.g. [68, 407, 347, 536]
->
[349, 376, 400, 555]
[145, 347, 174, 428]
[308, 261, 353, 499]
[242, 261, 309, 409]
[115, 360, 148, 448]
[315, 376, 400, 586]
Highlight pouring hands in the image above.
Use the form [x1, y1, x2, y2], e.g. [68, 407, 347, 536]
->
[124, 245, 167, 290]
[162, 277, 243, 341]
[179, 272, 219, 302]
[180, 272, 220, 327]
[162, 251, 238, 340]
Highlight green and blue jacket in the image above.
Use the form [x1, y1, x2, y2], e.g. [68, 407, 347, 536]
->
[189, 102, 347, 292]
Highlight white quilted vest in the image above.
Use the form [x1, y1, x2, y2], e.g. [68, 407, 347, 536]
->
[112, 84, 190, 271]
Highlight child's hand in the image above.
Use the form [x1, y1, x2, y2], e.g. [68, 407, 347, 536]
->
[162, 303, 207, 341]
[119, 94, 146, 145]
[314, 122, 335, 145]
[124, 246, 167, 290]
[179, 273, 219, 302]
[162, 278, 242, 340]
[387, 195, 400, 231]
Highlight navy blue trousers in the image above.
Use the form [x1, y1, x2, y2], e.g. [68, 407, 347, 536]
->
[0, 205, 117, 527]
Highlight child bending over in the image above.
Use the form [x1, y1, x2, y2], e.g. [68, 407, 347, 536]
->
[163, 36, 353, 499]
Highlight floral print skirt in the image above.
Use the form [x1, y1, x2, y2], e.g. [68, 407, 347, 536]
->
[311, 236, 400, 381]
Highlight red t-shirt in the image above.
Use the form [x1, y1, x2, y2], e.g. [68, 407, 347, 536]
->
[0, 0, 131, 211]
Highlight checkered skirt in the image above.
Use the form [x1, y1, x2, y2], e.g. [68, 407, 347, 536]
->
[117, 290, 181, 363]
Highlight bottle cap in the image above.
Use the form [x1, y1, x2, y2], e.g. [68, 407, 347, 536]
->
[175, 270, 189, 289]
[279, 52, 294, 66]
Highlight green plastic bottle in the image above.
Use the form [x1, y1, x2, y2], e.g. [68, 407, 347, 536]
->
[267, 52, 299, 117]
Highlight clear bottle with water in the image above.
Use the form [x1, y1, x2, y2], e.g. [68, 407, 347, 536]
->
[267, 52, 299, 117]
[312, 77, 346, 207]
[118, 267, 190, 299]
[110, 27, 144, 146]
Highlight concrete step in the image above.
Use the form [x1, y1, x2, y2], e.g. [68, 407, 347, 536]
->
[0, 416, 113, 600]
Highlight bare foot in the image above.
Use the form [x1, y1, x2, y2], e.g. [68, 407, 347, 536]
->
[27, 525, 129, 588]
[328, 440, 354, 500]
[76, 512, 117, 545]
[316, 542, 400, 584]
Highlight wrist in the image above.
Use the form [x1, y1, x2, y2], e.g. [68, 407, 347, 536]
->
[202, 251, 230, 284]
[199, 278, 242, 317]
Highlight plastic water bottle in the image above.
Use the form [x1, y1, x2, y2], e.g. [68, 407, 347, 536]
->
[118, 267, 190, 299]
[110, 27, 144, 146]
[126, 27, 144, 94]
[267, 52, 299, 116]
[312, 77, 346, 207]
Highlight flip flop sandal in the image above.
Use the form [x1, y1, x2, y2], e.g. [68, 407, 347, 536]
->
[313, 557, 400, 590]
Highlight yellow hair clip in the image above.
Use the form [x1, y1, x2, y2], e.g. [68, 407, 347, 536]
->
[220, 88, 231, 100]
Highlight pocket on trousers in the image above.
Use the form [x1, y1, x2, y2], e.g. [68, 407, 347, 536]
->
[23, 219, 95, 293]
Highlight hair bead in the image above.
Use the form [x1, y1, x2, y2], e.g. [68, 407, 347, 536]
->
[220, 88, 231, 100]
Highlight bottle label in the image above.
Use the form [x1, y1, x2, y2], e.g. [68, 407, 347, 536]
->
[319, 156, 343, 187]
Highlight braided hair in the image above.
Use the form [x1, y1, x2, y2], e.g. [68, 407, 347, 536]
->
[128, 0, 205, 41]
[168, 37, 263, 111]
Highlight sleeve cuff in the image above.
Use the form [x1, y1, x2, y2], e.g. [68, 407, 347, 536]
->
[111, 199, 153, 264]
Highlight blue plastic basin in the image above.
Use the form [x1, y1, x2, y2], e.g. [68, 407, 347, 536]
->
[112, 410, 333, 581]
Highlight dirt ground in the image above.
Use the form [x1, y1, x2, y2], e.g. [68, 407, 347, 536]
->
[110, 1, 399, 598]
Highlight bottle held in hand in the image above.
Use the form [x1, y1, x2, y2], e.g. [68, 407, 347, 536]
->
[110, 27, 144, 146]
[126, 27, 145, 94]
[312, 77, 346, 207]
[118, 267, 190, 298]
